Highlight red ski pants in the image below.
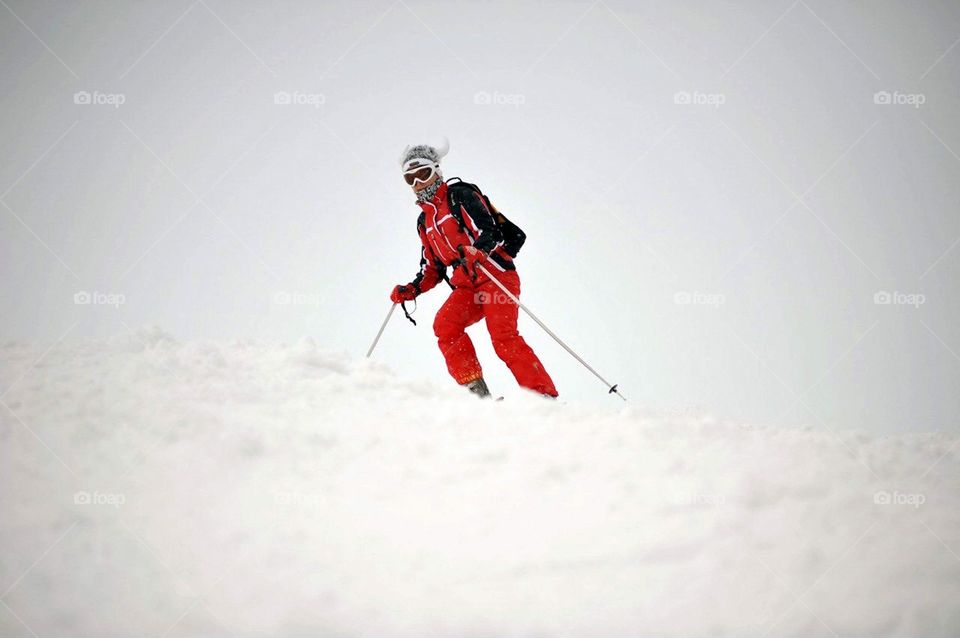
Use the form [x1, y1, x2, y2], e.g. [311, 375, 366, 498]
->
[432, 270, 558, 397]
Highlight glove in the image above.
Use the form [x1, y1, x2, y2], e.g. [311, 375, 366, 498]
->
[390, 284, 417, 304]
[459, 245, 488, 276]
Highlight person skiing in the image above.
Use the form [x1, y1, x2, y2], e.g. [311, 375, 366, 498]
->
[390, 139, 558, 398]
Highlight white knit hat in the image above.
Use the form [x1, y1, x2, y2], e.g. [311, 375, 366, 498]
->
[399, 137, 450, 170]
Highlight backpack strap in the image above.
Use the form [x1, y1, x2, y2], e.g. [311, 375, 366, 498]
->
[444, 179, 470, 235]
[446, 178, 484, 242]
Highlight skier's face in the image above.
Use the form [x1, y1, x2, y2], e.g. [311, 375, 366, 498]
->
[411, 172, 439, 193]
[404, 162, 439, 193]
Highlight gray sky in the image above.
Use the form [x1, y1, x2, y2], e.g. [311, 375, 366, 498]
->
[1, 0, 958, 433]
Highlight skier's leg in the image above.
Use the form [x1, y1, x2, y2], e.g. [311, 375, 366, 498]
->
[481, 271, 558, 397]
[433, 287, 485, 384]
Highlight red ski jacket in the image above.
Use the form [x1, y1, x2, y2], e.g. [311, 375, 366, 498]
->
[410, 181, 516, 292]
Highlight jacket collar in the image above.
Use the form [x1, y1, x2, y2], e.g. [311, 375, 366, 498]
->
[416, 180, 447, 209]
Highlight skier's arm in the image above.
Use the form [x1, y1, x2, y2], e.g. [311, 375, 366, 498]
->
[458, 189, 502, 254]
[411, 244, 442, 295]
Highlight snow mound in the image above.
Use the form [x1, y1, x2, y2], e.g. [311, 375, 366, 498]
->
[1, 332, 958, 637]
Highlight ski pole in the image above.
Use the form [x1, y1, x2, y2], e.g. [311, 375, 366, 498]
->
[475, 263, 626, 401]
[366, 303, 397, 358]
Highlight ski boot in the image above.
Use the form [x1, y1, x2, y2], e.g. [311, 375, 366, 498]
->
[464, 377, 491, 398]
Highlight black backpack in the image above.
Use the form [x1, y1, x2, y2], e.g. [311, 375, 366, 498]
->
[446, 178, 526, 258]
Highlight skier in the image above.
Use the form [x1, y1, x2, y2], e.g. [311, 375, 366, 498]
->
[390, 139, 558, 398]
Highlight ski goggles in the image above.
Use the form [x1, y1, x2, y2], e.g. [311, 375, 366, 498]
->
[403, 163, 437, 185]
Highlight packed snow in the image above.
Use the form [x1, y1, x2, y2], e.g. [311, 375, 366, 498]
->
[1, 328, 958, 637]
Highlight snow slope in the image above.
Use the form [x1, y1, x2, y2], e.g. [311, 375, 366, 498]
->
[1, 328, 958, 637]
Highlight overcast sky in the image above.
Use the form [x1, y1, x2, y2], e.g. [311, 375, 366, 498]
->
[1, 0, 958, 433]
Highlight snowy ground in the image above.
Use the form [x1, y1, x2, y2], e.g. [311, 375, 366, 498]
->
[1, 328, 958, 637]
